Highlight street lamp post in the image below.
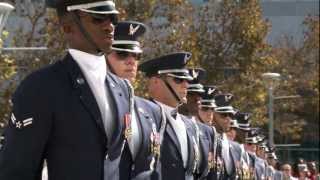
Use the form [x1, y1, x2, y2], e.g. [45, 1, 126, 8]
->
[268, 87, 275, 146]
[0, 3, 46, 51]
[262, 72, 281, 146]
[0, 2, 14, 36]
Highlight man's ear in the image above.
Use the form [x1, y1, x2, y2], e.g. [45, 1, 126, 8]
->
[61, 22, 73, 34]
[150, 76, 158, 84]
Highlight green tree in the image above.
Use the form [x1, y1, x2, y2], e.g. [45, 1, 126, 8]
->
[0, 0, 195, 124]
[0, 1, 62, 127]
[272, 16, 319, 144]
[0, 31, 17, 130]
[196, 0, 274, 126]
[117, 0, 195, 96]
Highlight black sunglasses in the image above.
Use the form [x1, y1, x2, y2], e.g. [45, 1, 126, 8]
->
[201, 107, 214, 112]
[219, 113, 234, 118]
[171, 77, 187, 84]
[87, 13, 118, 25]
[115, 51, 141, 60]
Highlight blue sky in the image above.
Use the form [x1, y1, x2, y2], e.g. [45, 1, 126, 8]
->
[191, 0, 319, 45]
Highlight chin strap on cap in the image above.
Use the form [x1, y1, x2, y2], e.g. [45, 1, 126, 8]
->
[70, 11, 104, 55]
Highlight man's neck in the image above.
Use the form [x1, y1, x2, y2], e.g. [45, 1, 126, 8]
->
[178, 105, 191, 117]
[216, 127, 224, 134]
[69, 45, 102, 56]
[152, 96, 178, 108]
[244, 145, 255, 154]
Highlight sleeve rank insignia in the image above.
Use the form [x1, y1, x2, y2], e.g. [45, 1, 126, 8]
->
[11, 113, 33, 129]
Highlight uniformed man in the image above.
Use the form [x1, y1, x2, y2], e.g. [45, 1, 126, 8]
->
[226, 111, 255, 180]
[107, 21, 147, 83]
[245, 128, 267, 180]
[139, 52, 200, 180]
[179, 68, 206, 118]
[256, 136, 267, 160]
[210, 93, 237, 179]
[179, 70, 217, 180]
[226, 114, 239, 141]
[231, 111, 254, 180]
[0, 1, 135, 180]
[266, 146, 283, 180]
[104, 20, 163, 180]
[256, 133, 270, 180]
[198, 85, 219, 126]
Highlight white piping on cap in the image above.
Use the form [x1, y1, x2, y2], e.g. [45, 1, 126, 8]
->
[67, 1, 119, 14]
[112, 40, 140, 46]
[111, 47, 142, 53]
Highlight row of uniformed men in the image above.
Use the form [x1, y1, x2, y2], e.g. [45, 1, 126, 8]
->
[105, 7, 284, 180]
[104, 10, 285, 180]
[0, 0, 282, 180]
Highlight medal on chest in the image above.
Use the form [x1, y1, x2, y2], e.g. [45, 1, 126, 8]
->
[124, 113, 132, 140]
[150, 123, 160, 157]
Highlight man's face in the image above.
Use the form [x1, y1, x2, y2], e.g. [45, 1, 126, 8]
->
[156, 76, 188, 107]
[167, 76, 189, 103]
[256, 147, 265, 159]
[198, 107, 214, 125]
[226, 128, 237, 141]
[107, 51, 140, 82]
[245, 143, 257, 153]
[213, 112, 232, 132]
[235, 129, 247, 144]
[148, 75, 188, 107]
[72, 11, 116, 53]
[186, 93, 201, 115]
[267, 158, 277, 167]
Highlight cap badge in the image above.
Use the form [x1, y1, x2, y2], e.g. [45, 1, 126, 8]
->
[192, 69, 199, 79]
[129, 24, 140, 35]
[208, 88, 215, 95]
[225, 94, 232, 101]
[245, 114, 250, 120]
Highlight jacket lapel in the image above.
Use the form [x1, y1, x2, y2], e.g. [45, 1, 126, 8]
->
[199, 136, 209, 178]
[229, 143, 238, 174]
[105, 73, 130, 160]
[133, 104, 151, 160]
[64, 54, 107, 139]
[230, 144, 238, 166]
[184, 119, 195, 174]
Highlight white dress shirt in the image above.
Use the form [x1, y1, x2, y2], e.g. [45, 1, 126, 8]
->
[70, 49, 115, 141]
[222, 133, 232, 174]
[240, 144, 250, 166]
